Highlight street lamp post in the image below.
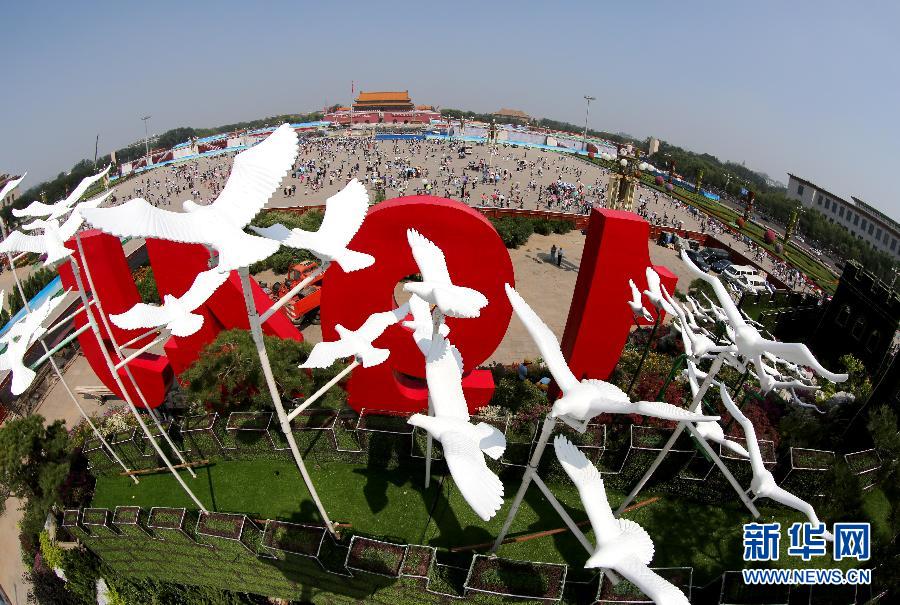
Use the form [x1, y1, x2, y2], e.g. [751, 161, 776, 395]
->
[142, 115, 152, 167]
[582, 95, 596, 153]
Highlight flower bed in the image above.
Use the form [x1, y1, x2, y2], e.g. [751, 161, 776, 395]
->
[845, 448, 881, 474]
[108, 428, 143, 467]
[790, 447, 834, 471]
[719, 569, 790, 604]
[222, 412, 275, 454]
[400, 544, 435, 578]
[62, 509, 88, 537]
[82, 508, 118, 537]
[82, 437, 114, 473]
[147, 507, 195, 544]
[316, 534, 353, 577]
[596, 566, 692, 603]
[179, 413, 225, 457]
[261, 520, 325, 560]
[345, 536, 406, 577]
[630, 425, 691, 452]
[426, 561, 468, 599]
[464, 554, 566, 601]
[195, 511, 261, 553]
[356, 409, 413, 434]
[355, 410, 413, 465]
[332, 410, 363, 453]
[137, 419, 175, 459]
[113, 506, 151, 538]
[410, 426, 444, 460]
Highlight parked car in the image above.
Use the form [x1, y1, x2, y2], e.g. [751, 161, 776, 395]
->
[730, 274, 769, 295]
[686, 249, 710, 272]
[723, 264, 762, 285]
[710, 259, 732, 273]
[700, 247, 730, 263]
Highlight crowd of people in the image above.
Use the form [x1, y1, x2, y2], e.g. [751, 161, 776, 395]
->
[105, 133, 814, 292]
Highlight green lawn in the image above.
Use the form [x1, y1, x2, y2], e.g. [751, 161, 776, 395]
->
[91, 458, 871, 586]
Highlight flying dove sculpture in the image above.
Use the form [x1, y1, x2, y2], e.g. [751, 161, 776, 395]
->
[109, 269, 229, 337]
[627, 279, 653, 322]
[0, 194, 110, 265]
[505, 283, 720, 425]
[403, 294, 449, 346]
[554, 436, 691, 605]
[404, 228, 488, 319]
[643, 267, 675, 316]
[719, 384, 833, 540]
[13, 165, 109, 219]
[0, 292, 69, 395]
[250, 179, 375, 272]
[682, 361, 749, 458]
[300, 304, 410, 369]
[0, 173, 27, 206]
[681, 250, 846, 392]
[81, 124, 299, 272]
[407, 332, 506, 521]
[661, 286, 735, 359]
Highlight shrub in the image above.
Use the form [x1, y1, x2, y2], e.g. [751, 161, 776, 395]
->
[655, 175, 664, 186]
[665, 183, 674, 192]
[764, 228, 777, 244]
[736, 217, 746, 228]
[38, 531, 63, 570]
[132, 266, 160, 305]
[775, 242, 784, 254]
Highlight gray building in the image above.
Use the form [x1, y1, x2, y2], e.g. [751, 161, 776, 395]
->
[786, 173, 900, 259]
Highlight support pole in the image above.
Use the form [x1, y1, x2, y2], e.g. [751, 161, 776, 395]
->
[259, 268, 325, 324]
[28, 323, 91, 369]
[74, 237, 195, 477]
[236, 266, 336, 535]
[71, 235, 206, 508]
[0, 221, 136, 481]
[490, 415, 556, 554]
[423, 308, 444, 490]
[615, 351, 727, 516]
[626, 313, 660, 396]
[682, 422, 759, 517]
[286, 359, 358, 422]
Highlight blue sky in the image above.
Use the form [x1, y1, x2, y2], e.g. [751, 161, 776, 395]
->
[1, 1, 898, 218]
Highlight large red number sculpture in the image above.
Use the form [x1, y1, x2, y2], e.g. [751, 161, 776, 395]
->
[559, 209, 677, 382]
[319, 195, 515, 413]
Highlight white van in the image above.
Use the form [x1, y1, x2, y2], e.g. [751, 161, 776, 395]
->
[723, 264, 761, 284]
[731, 274, 769, 294]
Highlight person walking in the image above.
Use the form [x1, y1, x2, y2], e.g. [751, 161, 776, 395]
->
[557, 246, 564, 267]
[550, 244, 557, 264]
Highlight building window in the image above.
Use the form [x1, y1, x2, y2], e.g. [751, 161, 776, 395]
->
[854, 214, 860, 225]
[876, 228, 882, 240]
[861, 219, 867, 230]
[832, 204, 837, 214]
[797, 184, 804, 195]
[835, 305, 852, 327]
[824, 199, 830, 210]
[892, 238, 897, 251]
[839, 206, 845, 218]
[869, 224, 875, 235]
[866, 330, 880, 353]
[851, 318, 866, 340]
[817, 194, 823, 205]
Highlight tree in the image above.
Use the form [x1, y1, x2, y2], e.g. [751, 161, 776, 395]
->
[180, 329, 343, 413]
[0, 415, 70, 514]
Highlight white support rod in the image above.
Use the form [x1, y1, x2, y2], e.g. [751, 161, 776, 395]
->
[531, 474, 622, 585]
[29, 323, 92, 369]
[424, 397, 433, 488]
[0, 222, 138, 483]
[74, 236, 195, 476]
[258, 269, 324, 324]
[71, 236, 207, 509]
[113, 334, 167, 370]
[119, 327, 161, 350]
[683, 422, 760, 518]
[490, 414, 556, 554]
[237, 266, 336, 536]
[42, 301, 93, 337]
[614, 352, 728, 516]
[11, 252, 27, 263]
[286, 359, 359, 423]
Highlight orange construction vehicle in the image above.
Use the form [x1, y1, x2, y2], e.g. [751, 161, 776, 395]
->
[268, 261, 324, 324]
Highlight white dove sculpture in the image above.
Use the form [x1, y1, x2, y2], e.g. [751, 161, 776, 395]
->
[681, 250, 847, 392]
[0, 194, 110, 265]
[682, 361, 749, 458]
[250, 179, 374, 272]
[662, 286, 735, 359]
[643, 267, 675, 316]
[13, 166, 110, 220]
[0, 173, 27, 206]
[403, 294, 449, 344]
[109, 269, 229, 337]
[81, 124, 298, 273]
[407, 332, 506, 521]
[404, 229, 488, 319]
[719, 384, 832, 540]
[627, 279, 653, 322]
[300, 304, 410, 369]
[554, 436, 691, 605]
[505, 283, 720, 425]
[0, 292, 69, 395]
